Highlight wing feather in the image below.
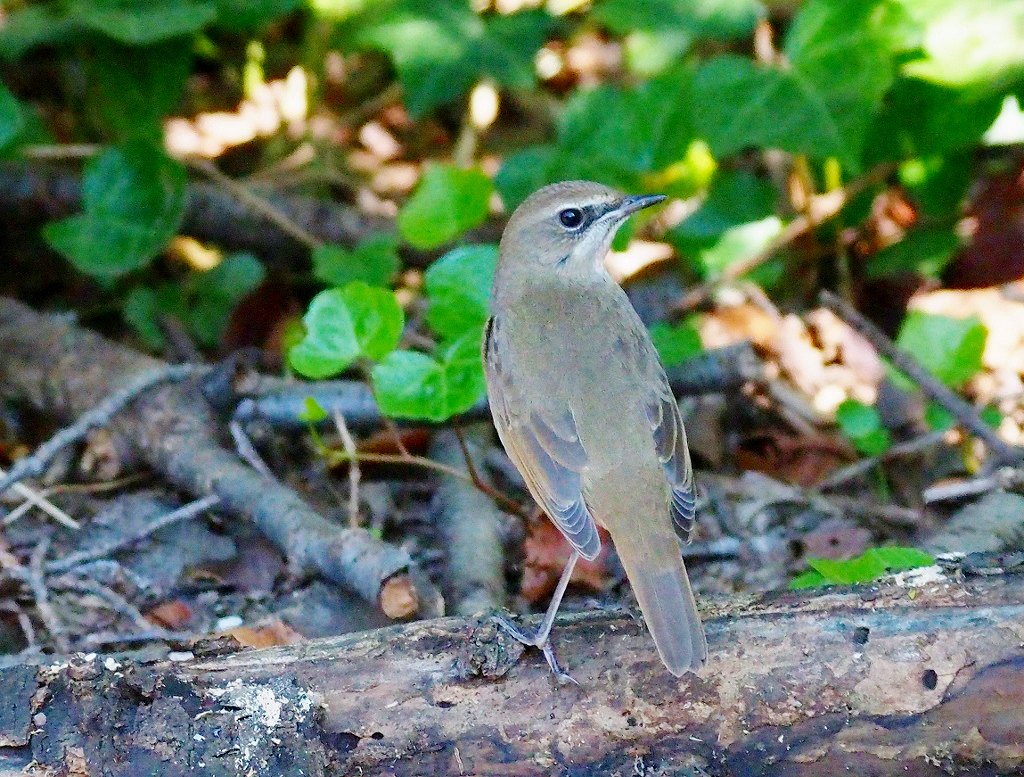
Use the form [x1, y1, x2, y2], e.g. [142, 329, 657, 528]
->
[484, 317, 601, 560]
[618, 330, 697, 542]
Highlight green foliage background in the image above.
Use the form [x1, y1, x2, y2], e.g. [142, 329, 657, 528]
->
[0, 0, 1021, 421]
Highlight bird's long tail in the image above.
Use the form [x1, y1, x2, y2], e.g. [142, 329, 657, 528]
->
[607, 521, 707, 676]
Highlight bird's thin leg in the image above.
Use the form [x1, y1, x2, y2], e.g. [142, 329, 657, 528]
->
[493, 550, 580, 684]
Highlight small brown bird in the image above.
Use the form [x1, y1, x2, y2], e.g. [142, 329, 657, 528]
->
[484, 180, 707, 679]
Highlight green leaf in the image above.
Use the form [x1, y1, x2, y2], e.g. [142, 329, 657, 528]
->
[789, 569, 826, 590]
[898, 154, 973, 218]
[674, 170, 776, 241]
[807, 554, 887, 585]
[44, 141, 187, 278]
[344, 282, 405, 360]
[782, 0, 897, 167]
[289, 282, 405, 379]
[312, 234, 400, 288]
[694, 216, 784, 280]
[0, 84, 27, 153]
[299, 396, 329, 424]
[87, 40, 192, 140]
[695, 0, 897, 168]
[372, 333, 486, 422]
[806, 546, 935, 586]
[868, 546, 935, 572]
[670, 171, 784, 284]
[123, 287, 168, 350]
[924, 401, 955, 432]
[0, 5, 81, 60]
[594, 0, 763, 42]
[893, 312, 987, 390]
[866, 227, 960, 280]
[424, 244, 498, 341]
[355, 0, 552, 116]
[694, 56, 844, 161]
[981, 405, 1003, 429]
[214, 0, 300, 29]
[835, 399, 891, 456]
[866, 78, 1005, 161]
[496, 70, 700, 209]
[188, 253, 266, 347]
[835, 399, 882, 439]
[926, 401, 1002, 434]
[494, 146, 558, 212]
[596, 0, 764, 76]
[122, 282, 190, 349]
[397, 164, 492, 249]
[649, 320, 703, 367]
[70, 0, 217, 45]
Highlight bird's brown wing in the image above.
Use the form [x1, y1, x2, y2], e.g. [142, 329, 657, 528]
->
[646, 377, 696, 541]
[621, 329, 697, 542]
[484, 317, 601, 560]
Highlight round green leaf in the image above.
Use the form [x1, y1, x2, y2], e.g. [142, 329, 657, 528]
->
[894, 311, 987, 390]
[312, 234, 400, 288]
[397, 164, 493, 249]
[43, 141, 187, 278]
[372, 333, 485, 422]
[0, 84, 26, 152]
[649, 321, 703, 367]
[289, 283, 404, 379]
[289, 289, 362, 379]
[188, 253, 266, 347]
[343, 281, 405, 360]
[70, 0, 217, 44]
[424, 244, 498, 341]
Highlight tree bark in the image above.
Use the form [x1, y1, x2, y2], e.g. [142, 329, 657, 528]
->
[1, 558, 1022, 776]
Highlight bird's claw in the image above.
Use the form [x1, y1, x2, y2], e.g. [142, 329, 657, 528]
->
[490, 613, 578, 685]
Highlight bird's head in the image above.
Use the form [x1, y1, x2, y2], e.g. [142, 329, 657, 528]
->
[498, 181, 665, 276]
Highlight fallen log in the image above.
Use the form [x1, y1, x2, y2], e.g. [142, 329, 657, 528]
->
[1, 557, 1022, 776]
[0, 297, 441, 620]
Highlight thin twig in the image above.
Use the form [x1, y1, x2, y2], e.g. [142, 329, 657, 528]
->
[332, 410, 362, 528]
[678, 163, 897, 311]
[452, 425, 485, 488]
[45, 494, 221, 574]
[80, 629, 196, 650]
[187, 157, 323, 249]
[818, 429, 948, 491]
[20, 143, 101, 160]
[0, 600, 37, 649]
[0, 465, 80, 529]
[820, 290, 1024, 465]
[0, 364, 201, 497]
[329, 449, 528, 518]
[922, 467, 1024, 504]
[381, 414, 411, 457]
[28, 539, 70, 653]
[49, 473, 150, 496]
[229, 420, 274, 478]
[51, 575, 155, 631]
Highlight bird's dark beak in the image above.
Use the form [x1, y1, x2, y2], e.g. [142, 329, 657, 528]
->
[613, 193, 667, 219]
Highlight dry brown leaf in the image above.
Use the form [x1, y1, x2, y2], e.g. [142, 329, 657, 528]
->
[520, 519, 612, 604]
[225, 618, 304, 648]
[145, 600, 194, 630]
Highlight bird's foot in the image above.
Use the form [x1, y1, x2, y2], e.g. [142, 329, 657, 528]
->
[490, 613, 579, 686]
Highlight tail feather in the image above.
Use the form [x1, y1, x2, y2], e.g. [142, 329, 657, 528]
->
[610, 527, 707, 676]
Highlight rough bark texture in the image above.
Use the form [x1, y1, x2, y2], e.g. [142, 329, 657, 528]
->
[1, 560, 1022, 776]
[0, 297, 440, 618]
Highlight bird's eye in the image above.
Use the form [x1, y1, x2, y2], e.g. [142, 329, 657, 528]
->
[558, 208, 584, 229]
